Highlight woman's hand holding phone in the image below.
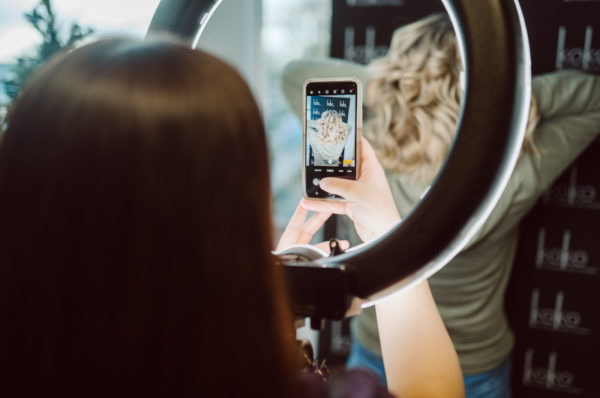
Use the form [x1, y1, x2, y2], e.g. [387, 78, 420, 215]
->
[301, 138, 400, 243]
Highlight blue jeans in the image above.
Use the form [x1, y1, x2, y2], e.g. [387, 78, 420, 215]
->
[463, 357, 511, 398]
[346, 338, 388, 387]
[346, 338, 512, 398]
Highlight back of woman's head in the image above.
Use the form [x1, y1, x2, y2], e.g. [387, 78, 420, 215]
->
[366, 13, 462, 182]
[367, 13, 538, 182]
[0, 37, 295, 397]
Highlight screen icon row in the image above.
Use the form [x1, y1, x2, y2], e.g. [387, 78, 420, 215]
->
[309, 89, 354, 94]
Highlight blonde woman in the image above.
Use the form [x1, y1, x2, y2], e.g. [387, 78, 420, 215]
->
[283, 13, 600, 398]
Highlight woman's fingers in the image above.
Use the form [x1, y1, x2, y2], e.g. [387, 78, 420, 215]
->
[276, 202, 332, 251]
[300, 211, 332, 240]
[276, 202, 310, 251]
[300, 197, 347, 215]
[286, 201, 310, 229]
[319, 177, 359, 201]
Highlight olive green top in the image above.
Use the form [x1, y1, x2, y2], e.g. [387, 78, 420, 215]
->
[282, 58, 600, 374]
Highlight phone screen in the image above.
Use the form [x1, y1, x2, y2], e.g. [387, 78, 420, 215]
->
[304, 80, 360, 199]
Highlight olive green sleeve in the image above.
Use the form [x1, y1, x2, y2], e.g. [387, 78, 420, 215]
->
[465, 70, 600, 248]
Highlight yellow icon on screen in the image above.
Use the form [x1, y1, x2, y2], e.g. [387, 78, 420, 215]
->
[343, 160, 354, 166]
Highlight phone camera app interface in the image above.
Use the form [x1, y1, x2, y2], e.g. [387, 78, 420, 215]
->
[305, 81, 357, 199]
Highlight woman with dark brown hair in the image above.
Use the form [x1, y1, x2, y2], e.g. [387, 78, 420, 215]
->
[0, 37, 463, 398]
[0, 36, 297, 398]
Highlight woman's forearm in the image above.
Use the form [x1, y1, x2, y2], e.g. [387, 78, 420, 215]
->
[376, 281, 465, 398]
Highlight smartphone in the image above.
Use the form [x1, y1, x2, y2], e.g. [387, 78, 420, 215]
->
[302, 77, 362, 200]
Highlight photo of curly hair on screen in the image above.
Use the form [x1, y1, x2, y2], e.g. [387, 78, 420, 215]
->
[306, 96, 356, 167]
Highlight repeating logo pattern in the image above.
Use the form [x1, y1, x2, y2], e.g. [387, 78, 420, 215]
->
[523, 349, 583, 395]
[556, 26, 600, 72]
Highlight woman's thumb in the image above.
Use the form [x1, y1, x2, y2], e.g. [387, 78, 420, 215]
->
[319, 177, 358, 200]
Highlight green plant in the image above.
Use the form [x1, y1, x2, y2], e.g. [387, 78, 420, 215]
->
[1, 0, 94, 101]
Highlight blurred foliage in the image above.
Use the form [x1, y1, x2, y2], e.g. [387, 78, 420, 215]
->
[1, 0, 94, 102]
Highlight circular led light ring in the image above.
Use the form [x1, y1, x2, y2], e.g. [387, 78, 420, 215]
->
[323, 0, 532, 307]
[146, 0, 532, 307]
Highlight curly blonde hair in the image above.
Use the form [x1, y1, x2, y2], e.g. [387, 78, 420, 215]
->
[366, 13, 539, 183]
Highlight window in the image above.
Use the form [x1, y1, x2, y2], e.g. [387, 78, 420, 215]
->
[0, 0, 160, 108]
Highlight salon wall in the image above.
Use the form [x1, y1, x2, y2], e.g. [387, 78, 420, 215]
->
[323, 1, 600, 396]
[506, 1, 600, 397]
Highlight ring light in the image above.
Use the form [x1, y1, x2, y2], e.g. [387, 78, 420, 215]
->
[147, 0, 222, 47]
[146, 0, 532, 321]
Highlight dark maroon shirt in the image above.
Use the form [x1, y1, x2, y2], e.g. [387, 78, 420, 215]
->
[297, 368, 396, 398]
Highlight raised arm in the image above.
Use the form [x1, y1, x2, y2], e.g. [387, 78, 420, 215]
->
[465, 70, 600, 246]
[523, 70, 600, 191]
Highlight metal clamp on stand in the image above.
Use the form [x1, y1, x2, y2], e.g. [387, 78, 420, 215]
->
[284, 262, 354, 330]
[328, 238, 345, 257]
[282, 238, 352, 330]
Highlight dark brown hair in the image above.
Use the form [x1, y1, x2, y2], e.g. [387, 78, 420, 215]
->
[0, 37, 296, 397]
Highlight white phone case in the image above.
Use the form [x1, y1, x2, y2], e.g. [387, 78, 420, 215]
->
[302, 77, 362, 201]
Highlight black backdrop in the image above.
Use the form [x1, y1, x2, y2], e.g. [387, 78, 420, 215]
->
[322, 1, 600, 396]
